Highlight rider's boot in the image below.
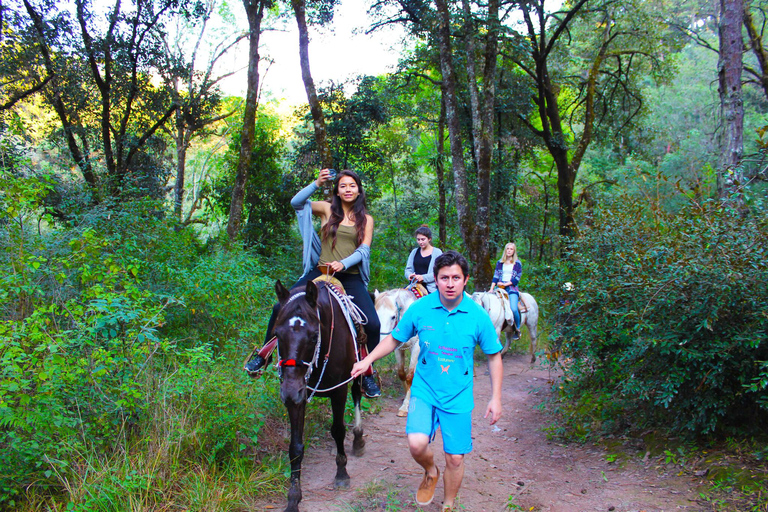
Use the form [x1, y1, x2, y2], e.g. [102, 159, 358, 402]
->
[357, 343, 381, 398]
[361, 368, 381, 398]
[512, 316, 521, 340]
[244, 336, 277, 377]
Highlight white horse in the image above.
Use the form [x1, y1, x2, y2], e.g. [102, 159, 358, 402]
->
[471, 291, 540, 363]
[374, 288, 419, 417]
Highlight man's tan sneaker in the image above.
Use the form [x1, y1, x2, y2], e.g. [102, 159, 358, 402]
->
[416, 467, 440, 506]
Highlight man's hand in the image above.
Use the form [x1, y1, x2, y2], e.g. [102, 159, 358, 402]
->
[351, 360, 371, 379]
[484, 397, 502, 425]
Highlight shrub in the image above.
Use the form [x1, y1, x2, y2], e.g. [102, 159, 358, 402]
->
[556, 192, 768, 436]
[0, 179, 290, 507]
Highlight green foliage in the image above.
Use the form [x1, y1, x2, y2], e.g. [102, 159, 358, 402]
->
[293, 76, 388, 194]
[555, 186, 768, 437]
[214, 108, 298, 254]
[0, 177, 293, 507]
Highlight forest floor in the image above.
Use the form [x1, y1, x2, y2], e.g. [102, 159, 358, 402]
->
[255, 353, 713, 512]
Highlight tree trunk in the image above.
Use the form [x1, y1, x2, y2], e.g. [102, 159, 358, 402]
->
[434, 0, 497, 287]
[23, 0, 99, 198]
[174, 115, 188, 220]
[436, 90, 447, 249]
[226, 0, 265, 243]
[434, 0, 474, 266]
[292, 0, 333, 174]
[718, 0, 744, 197]
[743, 6, 768, 101]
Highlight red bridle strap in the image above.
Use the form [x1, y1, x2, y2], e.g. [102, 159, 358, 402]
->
[278, 359, 310, 367]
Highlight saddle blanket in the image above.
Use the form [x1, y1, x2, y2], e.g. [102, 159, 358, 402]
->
[493, 289, 528, 323]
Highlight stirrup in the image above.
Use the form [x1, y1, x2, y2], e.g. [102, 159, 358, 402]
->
[243, 336, 277, 377]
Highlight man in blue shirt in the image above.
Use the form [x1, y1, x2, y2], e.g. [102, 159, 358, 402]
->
[352, 250, 503, 511]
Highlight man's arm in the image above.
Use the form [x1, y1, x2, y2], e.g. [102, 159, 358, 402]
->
[351, 334, 400, 378]
[483, 351, 503, 425]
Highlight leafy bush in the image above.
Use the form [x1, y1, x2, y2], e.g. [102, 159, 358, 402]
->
[556, 190, 768, 437]
[0, 175, 292, 507]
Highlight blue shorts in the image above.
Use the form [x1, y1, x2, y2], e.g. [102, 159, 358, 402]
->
[405, 396, 473, 454]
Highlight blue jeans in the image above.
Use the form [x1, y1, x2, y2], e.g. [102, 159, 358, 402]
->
[508, 292, 520, 329]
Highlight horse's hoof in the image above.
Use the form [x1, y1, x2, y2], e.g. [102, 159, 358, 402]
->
[396, 409, 408, 417]
[530, 355, 536, 364]
[352, 436, 365, 457]
[335, 477, 350, 488]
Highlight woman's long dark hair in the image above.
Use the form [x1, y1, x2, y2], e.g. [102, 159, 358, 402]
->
[321, 170, 368, 249]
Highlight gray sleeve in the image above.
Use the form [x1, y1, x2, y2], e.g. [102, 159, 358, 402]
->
[404, 249, 416, 280]
[291, 182, 320, 210]
[340, 243, 370, 272]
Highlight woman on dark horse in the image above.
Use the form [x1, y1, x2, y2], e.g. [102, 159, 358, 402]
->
[404, 225, 442, 294]
[247, 169, 382, 397]
[489, 242, 523, 338]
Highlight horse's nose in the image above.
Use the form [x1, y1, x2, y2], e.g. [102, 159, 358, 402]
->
[280, 369, 308, 405]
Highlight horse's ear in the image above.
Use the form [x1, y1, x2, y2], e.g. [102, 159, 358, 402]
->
[374, 289, 380, 298]
[305, 280, 318, 308]
[275, 280, 290, 304]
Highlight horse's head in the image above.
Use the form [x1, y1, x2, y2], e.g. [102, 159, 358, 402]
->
[374, 291, 398, 341]
[375, 289, 416, 340]
[273, 280, 322, 405]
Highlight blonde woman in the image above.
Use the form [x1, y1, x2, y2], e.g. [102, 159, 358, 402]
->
[489, 243, 522, 333]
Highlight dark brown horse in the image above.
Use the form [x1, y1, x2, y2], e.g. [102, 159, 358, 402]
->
[273, 279, 365, 512]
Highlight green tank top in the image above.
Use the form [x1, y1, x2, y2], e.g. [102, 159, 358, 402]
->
[319, 224, 359, 273]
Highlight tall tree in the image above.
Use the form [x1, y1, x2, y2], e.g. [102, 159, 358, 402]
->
[158, 0, 245, 221]
[370, 0, 501, 284]
[226, 0, 270, 242]
[434, 0, 499, 285]
[290, 0, 334, 173]
[719, 0, 744, 196]
[14, 0, 194, 201]
[509, 0, 675, 239]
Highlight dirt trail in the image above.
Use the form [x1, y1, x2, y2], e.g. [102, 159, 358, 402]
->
[258, 354, 706, 512]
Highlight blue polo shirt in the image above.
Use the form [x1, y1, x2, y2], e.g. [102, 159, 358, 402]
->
[392, 291, 501, 413]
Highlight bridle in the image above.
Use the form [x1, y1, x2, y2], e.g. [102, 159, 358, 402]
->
[276, 292, 321, 374]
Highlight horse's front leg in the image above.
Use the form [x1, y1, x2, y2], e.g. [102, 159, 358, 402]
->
[350, 379, 366, 457]
[398, 338, 419, 417]
[284, 401, 305, 512]
[395, 346, 408, 416]
[330, 387, 351, 487]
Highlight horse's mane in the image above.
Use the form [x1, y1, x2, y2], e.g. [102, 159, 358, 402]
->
[375, 288, 412, 309]
[374, 290, 395, 309]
